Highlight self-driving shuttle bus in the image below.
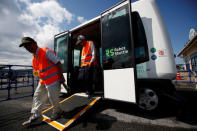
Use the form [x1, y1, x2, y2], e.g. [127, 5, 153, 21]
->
[54, 0, 179, 111]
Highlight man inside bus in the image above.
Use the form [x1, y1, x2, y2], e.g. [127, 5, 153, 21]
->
[19, 37, 65, 126]
[76, 35, 98, 97]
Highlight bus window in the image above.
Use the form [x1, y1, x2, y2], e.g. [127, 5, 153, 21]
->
[132, 11, 149, 64]
[101, 4, 133, 70]
[74, 49, 80, 67]
[54, 34, 68, 72]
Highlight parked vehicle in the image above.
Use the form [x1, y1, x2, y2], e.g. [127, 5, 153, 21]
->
[54, 0, 179, 111]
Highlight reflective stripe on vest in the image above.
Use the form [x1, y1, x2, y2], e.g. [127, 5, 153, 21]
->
[42, 72, 59, 80]
[81, 41, 97, 67]
[40, 64, 56, 73]
[81, 54, 92, 59]
[32, 47, 59, 85]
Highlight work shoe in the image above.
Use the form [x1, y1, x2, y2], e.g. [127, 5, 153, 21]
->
[50, 110, 63, 120]
[22, 114, 43, 126]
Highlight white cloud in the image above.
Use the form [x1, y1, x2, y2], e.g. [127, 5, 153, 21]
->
[0, 0, 87, 66]
[77, 16, 87, 24]
[35, 24, 60, 48]
[0, 0, 74, 65]
[26, 0, 74, 25]
[2, 8, 10, 15]
[19, 0, 30, 6]
[18, 0, 74, 49]
[0, 0, 32, 65]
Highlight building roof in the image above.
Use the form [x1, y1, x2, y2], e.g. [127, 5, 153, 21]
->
[178, 34, 197, 57]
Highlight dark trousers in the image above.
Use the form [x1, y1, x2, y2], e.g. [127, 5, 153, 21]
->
[78, 66, 96, 94]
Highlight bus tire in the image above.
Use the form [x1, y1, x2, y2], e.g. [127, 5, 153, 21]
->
[137, 87, 160, 112]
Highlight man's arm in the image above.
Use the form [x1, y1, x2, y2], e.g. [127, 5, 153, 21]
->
[89, 41, 96, 66]
[46, 50, 65, 84]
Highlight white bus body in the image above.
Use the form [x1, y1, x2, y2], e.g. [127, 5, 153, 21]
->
[54, 0, 180, 111]
[133, 0, 176, 79]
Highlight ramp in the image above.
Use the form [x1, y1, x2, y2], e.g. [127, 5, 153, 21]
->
[42, 93, 101, 131]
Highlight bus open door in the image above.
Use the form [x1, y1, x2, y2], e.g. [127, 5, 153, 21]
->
[101, 0, 137, 103]
[54, 31, 72, 93]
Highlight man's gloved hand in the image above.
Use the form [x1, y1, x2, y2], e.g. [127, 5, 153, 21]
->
[59, 75, 65, 84]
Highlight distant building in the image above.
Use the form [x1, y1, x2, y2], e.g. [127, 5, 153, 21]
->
[178, 28, 197, 71]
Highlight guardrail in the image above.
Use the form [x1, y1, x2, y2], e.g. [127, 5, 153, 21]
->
[175, 63, 197, 84]
[0, 65, 39, 102]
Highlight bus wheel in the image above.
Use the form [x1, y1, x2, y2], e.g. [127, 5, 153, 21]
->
[138, 88, 159, 111]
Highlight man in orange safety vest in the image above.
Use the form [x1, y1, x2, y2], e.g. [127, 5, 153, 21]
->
[76, 35, 98, 97]
[19, 37, 65, 126]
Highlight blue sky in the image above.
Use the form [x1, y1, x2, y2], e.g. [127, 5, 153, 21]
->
[0, 0, 196, 65]
[59, 0, 197, 64]
[157, 0, 197, 63]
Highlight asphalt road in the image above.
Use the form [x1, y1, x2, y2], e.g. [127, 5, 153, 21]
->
[0, 88, 197, 131]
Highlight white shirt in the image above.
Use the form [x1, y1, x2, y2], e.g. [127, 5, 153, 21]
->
[35, 47, 59, 64]
[89, 41, 96, 64]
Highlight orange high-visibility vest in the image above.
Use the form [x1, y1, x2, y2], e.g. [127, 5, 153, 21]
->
[81, 41, 97, 67]
[32, 47, 59, 86]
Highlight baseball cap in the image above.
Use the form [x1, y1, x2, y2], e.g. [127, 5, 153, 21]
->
[19, 37, 36, 47]
[76, 35, 85, 45]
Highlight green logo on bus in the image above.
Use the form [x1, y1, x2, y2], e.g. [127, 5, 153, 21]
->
[106, 49, 114, 57]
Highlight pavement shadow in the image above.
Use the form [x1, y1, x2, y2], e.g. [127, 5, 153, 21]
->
[175, 100, 197, 125]
[177, 114, 197, 126]
[175, 89, 197, 126]
[100, 89, 197, 126]
[26, 121, 47, 129]
[101, 99, 177, 120]
[81, 113, 117, 130]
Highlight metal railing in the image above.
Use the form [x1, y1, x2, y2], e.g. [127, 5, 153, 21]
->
[0, 65, 39, 102]
[175, 63, 197, 84]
